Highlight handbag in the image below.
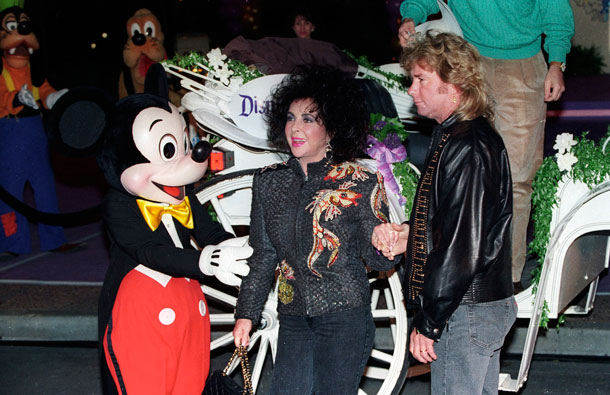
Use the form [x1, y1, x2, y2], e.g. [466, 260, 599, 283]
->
[203, 345, 254, 395]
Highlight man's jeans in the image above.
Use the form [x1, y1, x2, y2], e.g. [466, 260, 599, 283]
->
[268, 305, 375, 395]
[431, 296, 517, 395]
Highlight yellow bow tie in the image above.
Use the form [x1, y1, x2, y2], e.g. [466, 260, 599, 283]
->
[136, 197, 194, 231]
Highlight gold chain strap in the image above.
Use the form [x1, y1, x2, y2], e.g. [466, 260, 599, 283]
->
[222, 345, 254, 395]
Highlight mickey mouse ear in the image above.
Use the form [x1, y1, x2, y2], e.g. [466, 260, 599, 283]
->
[144, 63, 169, 99]
[46, 87, 114, 157]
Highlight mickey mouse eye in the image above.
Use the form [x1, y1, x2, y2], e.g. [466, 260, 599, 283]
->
[143, 21, 156, 37]
[129, 22, 142, 37]
[159, 134, 178, 161]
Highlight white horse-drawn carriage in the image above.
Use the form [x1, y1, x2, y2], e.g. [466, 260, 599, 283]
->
[499, 138, 610, 392]
[163, 2, 610, 393]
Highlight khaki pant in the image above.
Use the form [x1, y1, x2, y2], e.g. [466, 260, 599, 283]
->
[480, 52, 548, 283]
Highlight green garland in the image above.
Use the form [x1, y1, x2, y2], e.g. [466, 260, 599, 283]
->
[367, 113, 419, 219]
[164, 50, 264, 84]
[529, 126, 610, 328]
[344, 51, 409, 93]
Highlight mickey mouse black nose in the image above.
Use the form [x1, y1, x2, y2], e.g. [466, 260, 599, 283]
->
[132, 32, 146, 46]
[192, 140, 212, 163]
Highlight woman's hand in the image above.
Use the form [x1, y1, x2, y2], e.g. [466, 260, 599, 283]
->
[409, 328, 437, 363]
[233, 318, 253, 347]
[398, 18, 416, 47]
[372, 223, 409, 259]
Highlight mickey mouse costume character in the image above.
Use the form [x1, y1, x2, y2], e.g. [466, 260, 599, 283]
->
[50, 63, 252, 395]
[0, 4, 74, 258]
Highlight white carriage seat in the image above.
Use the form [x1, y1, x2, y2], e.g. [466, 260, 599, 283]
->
[515, 177, 610, 319]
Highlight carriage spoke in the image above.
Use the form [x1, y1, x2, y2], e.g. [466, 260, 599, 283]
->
[370, 348, 394, 364]
[371, 309, 398, 319]
[209, 313, 235, 325]
[383, 288, 395, 309]
[210, 331, 235, 350]
[269, 330, 279, 361]
[363, 366, 389, 380]
[210, 197, 237, 235]
[248, 330, 262, 347]
[371, 288, 381, 309]
[251, 336, 270, 393]
[201, 285, 238, 306]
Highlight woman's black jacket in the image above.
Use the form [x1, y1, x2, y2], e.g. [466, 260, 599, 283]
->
[235, 158, 398, 324]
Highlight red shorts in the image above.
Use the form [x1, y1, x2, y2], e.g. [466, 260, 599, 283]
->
[103, 269, 210, 394]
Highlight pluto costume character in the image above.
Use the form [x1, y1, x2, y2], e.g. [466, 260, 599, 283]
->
[0, 5, 69, 256]
[119, 9, 166, 98]
[119, 8, 183, 111]
[50, 64, 252, 395]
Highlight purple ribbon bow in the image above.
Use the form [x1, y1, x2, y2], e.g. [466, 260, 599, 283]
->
[365, 134, 408, 206]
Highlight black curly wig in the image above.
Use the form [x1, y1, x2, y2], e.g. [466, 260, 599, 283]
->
[265, 64, 369, 165]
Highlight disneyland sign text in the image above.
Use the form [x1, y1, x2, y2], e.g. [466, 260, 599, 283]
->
[238, 94, 271, 117]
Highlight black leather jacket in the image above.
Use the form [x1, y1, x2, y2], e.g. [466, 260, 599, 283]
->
[235, 158, 398, 324]
[404, 116, 514, 341]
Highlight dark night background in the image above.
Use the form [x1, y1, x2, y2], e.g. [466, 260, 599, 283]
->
[21, 0, 406, 101]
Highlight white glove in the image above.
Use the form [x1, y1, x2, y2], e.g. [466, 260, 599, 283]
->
[199, 236, 252, 286]
[18, 84, 39, 109]
[45, 88, 68, 109]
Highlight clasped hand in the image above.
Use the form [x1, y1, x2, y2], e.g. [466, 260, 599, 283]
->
[199, 236, 252, 286]
[371, 222, 409, 259]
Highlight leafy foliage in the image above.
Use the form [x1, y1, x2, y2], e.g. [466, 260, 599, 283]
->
[225, 58, 265, 83]
[367, 113, 419, 218]
[392, 161, 419, 219]
[369, 113, 410, 142]
[344, 51, 410, 92]
[530, 127, 610, 268]
[529, 159, 561, 274]
[529, 126, 610, 328]
[164, 50, 264, 84]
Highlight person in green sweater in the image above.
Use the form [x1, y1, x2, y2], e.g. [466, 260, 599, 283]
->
[398, 0, 574, 294]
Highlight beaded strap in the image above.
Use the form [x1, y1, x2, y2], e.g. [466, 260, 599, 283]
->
[223, 345, 254, 394]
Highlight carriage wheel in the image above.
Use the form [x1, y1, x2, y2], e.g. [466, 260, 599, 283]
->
[194, 169, 409, 394]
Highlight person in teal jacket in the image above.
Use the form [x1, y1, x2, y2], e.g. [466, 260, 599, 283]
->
[398, 0, 574, 293]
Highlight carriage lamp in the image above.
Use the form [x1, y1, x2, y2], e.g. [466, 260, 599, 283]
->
[209, 150, 235, 172]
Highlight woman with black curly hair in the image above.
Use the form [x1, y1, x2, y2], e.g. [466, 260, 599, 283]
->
[232, 65, 399, 394]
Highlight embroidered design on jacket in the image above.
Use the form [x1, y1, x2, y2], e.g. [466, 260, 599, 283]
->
[408, 132, 451, 301]
[259, 162, 285, 173]
[371, 172, 389, 223]
[324, 162, 369, 182]
[305, 181, 362, 277]
[278, 259, 295, 304]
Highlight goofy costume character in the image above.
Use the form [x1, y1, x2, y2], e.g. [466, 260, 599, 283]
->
[0, 6, 68, 256]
